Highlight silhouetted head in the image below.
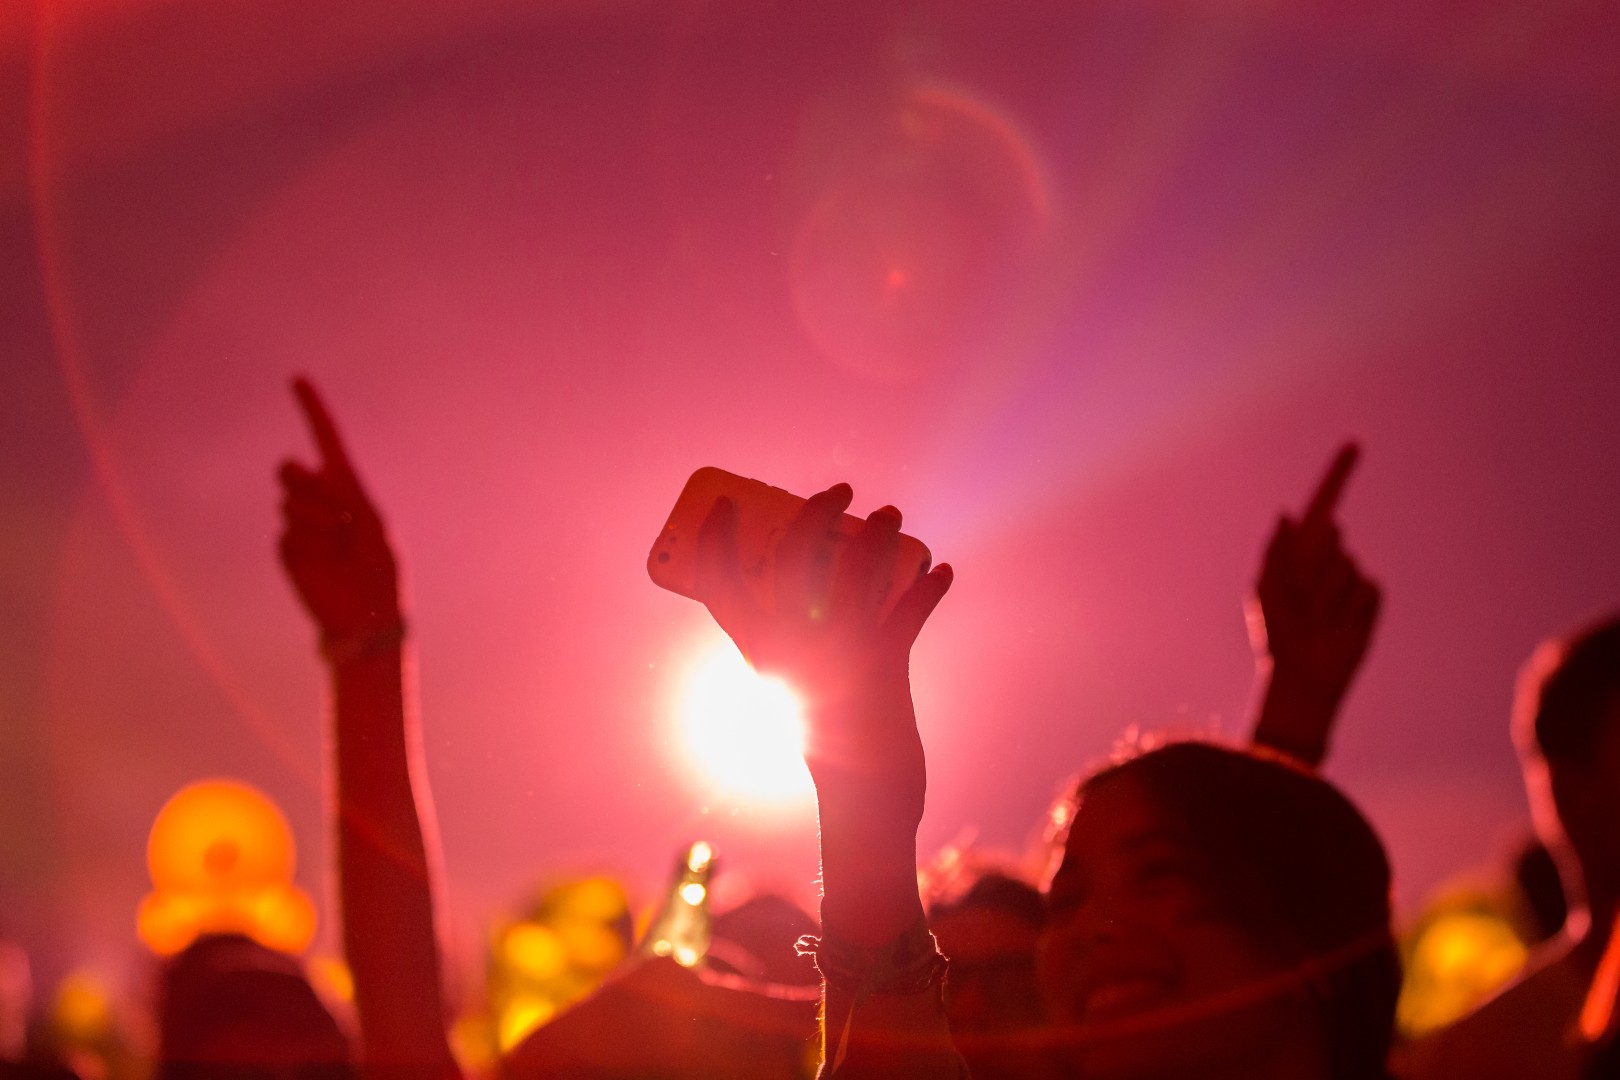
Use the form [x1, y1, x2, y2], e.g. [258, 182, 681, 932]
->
[1039, 741, 1398, 1080]
[927, 870, 1044, 1037]
[156, 934, 353, 1080]
[1513, 616, 1620, 924]
[925, 868, 1047, 1080]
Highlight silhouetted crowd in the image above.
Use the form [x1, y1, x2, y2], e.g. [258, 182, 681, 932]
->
[6, 380, 1618, 1080]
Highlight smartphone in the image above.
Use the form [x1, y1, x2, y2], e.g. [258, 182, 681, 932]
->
[647, 467, 932, 617]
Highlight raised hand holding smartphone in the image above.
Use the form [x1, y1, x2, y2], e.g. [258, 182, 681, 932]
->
[650, 471, 960, 1075]
[648, 468, 932, 622]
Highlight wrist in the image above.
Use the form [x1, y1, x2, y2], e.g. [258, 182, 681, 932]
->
[1253, 666, 1341, 766]
[321, 618, 407, 668]
[808, 747, 926, 843]
[816, 794, 923, 941]
[818, 854, 926, 946]
[794, 667, 913, 719]
[797, 913, 944, 995]
[1258, 660, 1347, 711]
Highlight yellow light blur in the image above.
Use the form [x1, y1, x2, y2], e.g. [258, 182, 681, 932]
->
[246, 884, 319, 954]
[488, 874, 635, 1052]
[450, 1014, 497, 1074]
[52, 973, 111, 1041]
[137, 779, 316, 956]
[147, 779, 295, 891]
[504, 923, 567, 981]
[1398, 910, 1530, 1037]
[672, 944, 700, 968]
[136, 891, 209, 957]
[498, 995, 557, 1051]
[558, 920, 626, 971]
[687, 841, 714, 874]
[552, 877, 629, 923]
[678, 882, 707, 906]
[309, 954, 354, 1004]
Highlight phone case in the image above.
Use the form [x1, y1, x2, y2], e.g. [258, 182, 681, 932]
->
[647, 467, 932, 617]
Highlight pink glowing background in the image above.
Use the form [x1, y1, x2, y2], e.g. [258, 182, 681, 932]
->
[4, 0, 1620, 992]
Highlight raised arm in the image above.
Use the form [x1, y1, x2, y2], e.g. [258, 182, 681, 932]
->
[1247, 443, 1382, 767]
[277, 378, 460, 1080]
[694, 484, 960, 1079]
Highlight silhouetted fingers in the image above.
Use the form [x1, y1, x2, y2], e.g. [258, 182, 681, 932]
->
[1337, 558, 1376, 621]
[1256, 516, 1297, 599]
[278, 458, 319, 491]
[292, 377, 358, 481]
[277, 459, 345, 506]
[1302, 442, 1359, 527]
[280, 459, 369, 535]
[886, 563, 953, 647]
[277, 529, 329, 573]
[1347, 577, 1382, 635]
[1310, 552, 1358, 620]
[280, 495, 347, 532]
[776, 483, 853, 620]
[832, 505, 902, 618]
[1292, 517, 1345, 598]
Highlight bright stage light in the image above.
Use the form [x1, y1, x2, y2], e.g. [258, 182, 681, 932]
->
[678, 640, 814, 804]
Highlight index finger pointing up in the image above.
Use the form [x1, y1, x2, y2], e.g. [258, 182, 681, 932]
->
[292, 377, 356, 477]
[1303, 442, 1360, 525]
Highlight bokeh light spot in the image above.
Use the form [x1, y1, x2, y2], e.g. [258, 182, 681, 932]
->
[203, 839, 240, 878]
[552, 876, 629, 923]
[504, 923, 567, 981]
[309, 954, 355, 1004]
[557, 920, 626, 972]
[1397, 909, 1529, 1037]
[51, 973, 111, 1042]
[498, 994, 557, 1052]
[138, 778, 316, 955]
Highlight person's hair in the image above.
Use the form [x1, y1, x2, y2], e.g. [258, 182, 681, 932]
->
[156, 933, 354, 1080]
[1058, 741, 1399, 1080]
[1517, 614, 1620, 764]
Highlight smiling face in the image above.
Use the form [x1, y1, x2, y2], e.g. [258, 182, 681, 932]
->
[1036, 771, 1323, 1079]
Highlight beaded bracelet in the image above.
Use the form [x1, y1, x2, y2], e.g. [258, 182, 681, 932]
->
[797, 918, 950, 1073]
[795, 917, 949, 999]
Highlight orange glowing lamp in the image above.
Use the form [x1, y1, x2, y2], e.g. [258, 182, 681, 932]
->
[137, 779, 316, 956]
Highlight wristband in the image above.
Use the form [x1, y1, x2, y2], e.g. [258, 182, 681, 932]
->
[797, 918, 949, 1073]
[795, 916, 948, 999]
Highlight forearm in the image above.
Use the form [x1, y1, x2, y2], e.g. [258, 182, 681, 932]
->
[817, 809, 924, 945]
[1249, 660, 1341, 768]
[808, 684, 960, 1079]
[330, 643, 459, 1080]
[814, 835, 964, 1080]
[808, 678, 927, 944]
[815, 835, 963, 1080]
